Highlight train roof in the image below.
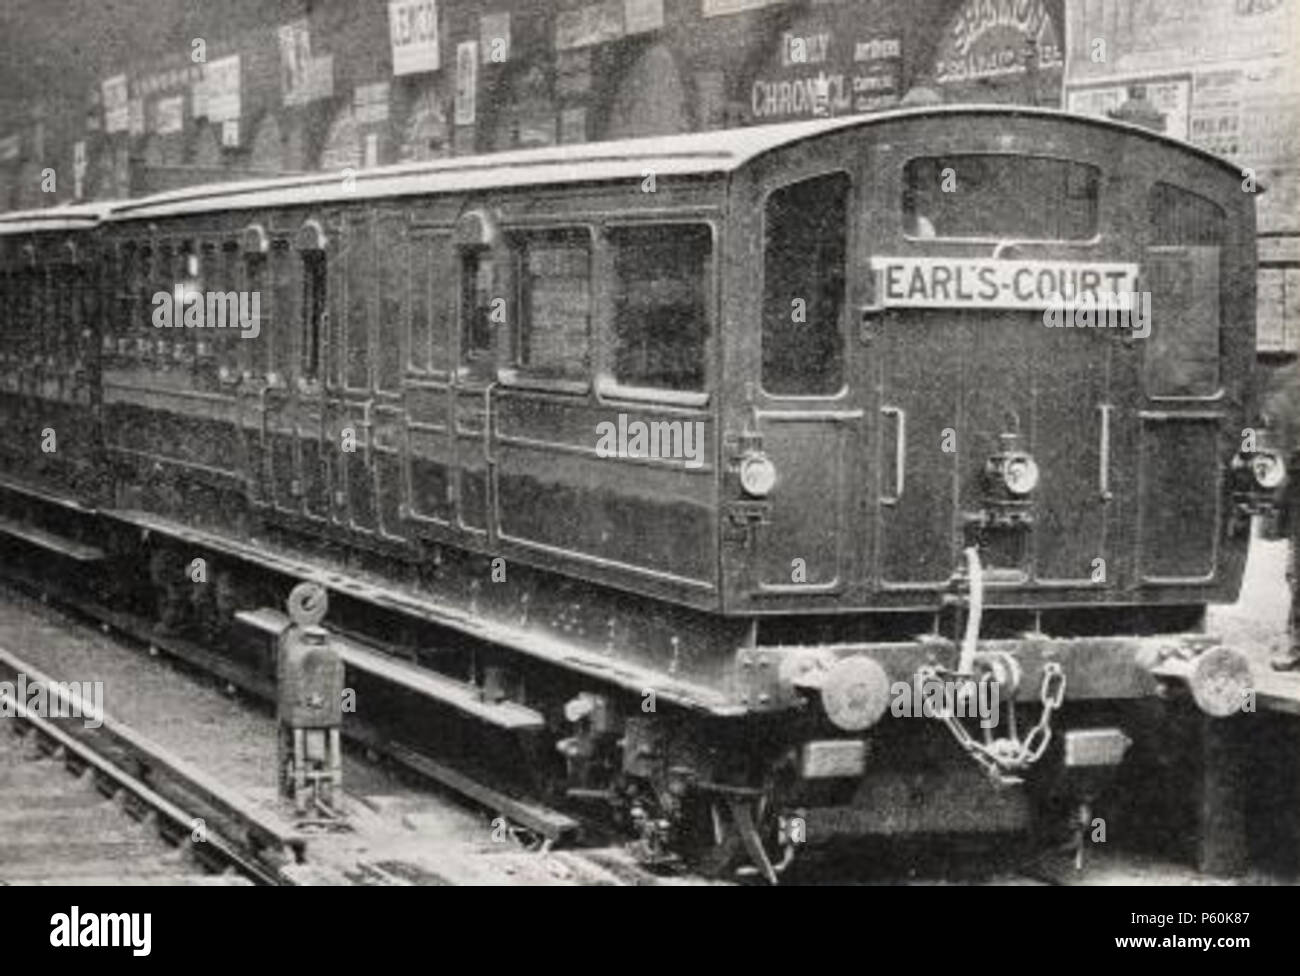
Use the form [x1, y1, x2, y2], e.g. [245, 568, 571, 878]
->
[6, 105, 1251, 227]
[0, 202, 116, 235]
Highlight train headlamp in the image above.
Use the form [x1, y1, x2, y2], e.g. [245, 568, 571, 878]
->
[739, 451, 778, 498]
[1001, 454, 1040, 496]
[1251, 450, 1288, 490]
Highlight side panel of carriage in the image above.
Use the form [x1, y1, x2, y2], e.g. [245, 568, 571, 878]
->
[481, 180, 723, 609]
[100, 217, 250, 530]
[0, 229, 100, 503]
[114, 180, 727, 612]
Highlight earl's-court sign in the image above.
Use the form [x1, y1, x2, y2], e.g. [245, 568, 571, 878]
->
[870, 257, 1139, 310]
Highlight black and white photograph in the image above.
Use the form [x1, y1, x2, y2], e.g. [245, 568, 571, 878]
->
[0, 0, 1297, 940]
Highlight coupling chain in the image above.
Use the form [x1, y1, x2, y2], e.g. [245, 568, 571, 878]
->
[916, 661, 1066, 786]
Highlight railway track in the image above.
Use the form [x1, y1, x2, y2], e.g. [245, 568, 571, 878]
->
[0, 661, 261, 886]
[0, 558, 585, 844]
[3, 533, 1287, 886]
[0, 575, 697, 885]
[0, 575, 1266, 885]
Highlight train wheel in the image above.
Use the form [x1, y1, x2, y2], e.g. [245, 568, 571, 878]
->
[686, 791, 788, 884]
[148, 546, 188, 634]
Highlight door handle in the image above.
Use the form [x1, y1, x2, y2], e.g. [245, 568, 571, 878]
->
[1098, 403, 1113, 501]
[881, 405, 906, 505]
[859, 302, 886, 344]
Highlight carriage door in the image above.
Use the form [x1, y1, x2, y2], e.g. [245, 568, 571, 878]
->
[1135, 183, 1228, 585]
[870, 151, 1116, 592]
[331, 213, 379, 535]
[251, 234, 321, 519]
[450, 209, 500, 540]
[747, 170, 865, 594]
[370, 213, 410, 541]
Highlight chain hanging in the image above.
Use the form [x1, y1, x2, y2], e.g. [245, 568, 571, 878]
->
[917, 661, 1066, 787]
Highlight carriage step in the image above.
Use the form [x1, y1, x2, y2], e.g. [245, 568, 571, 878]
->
[0, 515, 103, 561]
[236, 608, 547, 732]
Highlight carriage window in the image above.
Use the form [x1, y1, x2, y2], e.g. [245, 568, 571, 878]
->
[514, 230, 590, 381]
[302, 250, 327, 382]
[1145, 183, 1225, 397]
[763, 172, 848, 395]
[410, 234, 450, 373]
[609, 224, 711, 392]
[903, 155, 1100, 241]
[460, 247, 496, 363]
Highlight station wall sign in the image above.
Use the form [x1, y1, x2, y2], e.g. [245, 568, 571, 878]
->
[390, 0, 441, 75]
[480, 12, 510, 63]
[932, 0, 1063, 87]
[203, 56, 242, 122]
[281, 18, 335, 106]
[747, 28, 902, 122]
[102, 75, 129, 133]
[153, 96, 185, 135]
[1067, 75, 1191, 142]
[455, 41, 478, 125]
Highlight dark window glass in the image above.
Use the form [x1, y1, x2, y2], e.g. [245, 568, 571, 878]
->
[1145, 183, 1226, 397]
[762, 172, 848, 395]
[903, 155, 1100, 241]
[609, 224, 711, 392]
[302, 250, 327, 382]
[515, 230, 590, 380]
[1149, 182, 1226, 246]
[460, 248, 495, 363]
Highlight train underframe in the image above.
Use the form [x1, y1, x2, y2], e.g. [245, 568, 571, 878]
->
[0, 477, 1254, 881]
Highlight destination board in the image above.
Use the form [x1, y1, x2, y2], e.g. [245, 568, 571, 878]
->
[870, 257, 1140, 310]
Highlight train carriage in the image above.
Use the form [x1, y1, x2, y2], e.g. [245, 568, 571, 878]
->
[0, 205, 107, 555]
[0, 106, 1283, 879]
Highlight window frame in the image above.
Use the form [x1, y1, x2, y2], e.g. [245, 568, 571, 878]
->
[1142, 181, 1228, 402]
[595, 217, 717, 409]
[499, 224, 595, 395]
[899, 152, 1104, 247]
[406, 229, 452, 380]
[296, 218, 330, 394]
[456, 243, 500, 376]
[758, 168, 853, 401]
